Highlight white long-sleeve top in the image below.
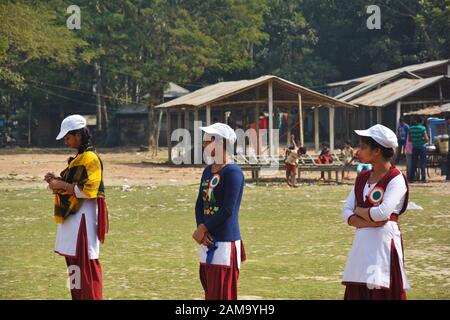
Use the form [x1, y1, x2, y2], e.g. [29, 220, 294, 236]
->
[341, 174, 408, 223]
[54, 185, 100, 259]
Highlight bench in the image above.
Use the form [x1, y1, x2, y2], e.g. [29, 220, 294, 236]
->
[232, 153, 357, 183]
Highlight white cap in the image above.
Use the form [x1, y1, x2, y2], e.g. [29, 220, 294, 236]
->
[199, 122, 237, 144]
[56, 114, 87, 140]
[354, 124, 398, 148]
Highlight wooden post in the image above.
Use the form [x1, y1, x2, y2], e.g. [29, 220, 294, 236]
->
[206, 105, 211, 125]
[255, 104, 260, 155]
[268, 80, 274, 156]
[286, 106, 291, 146]
[184, 108, 189, 131]
[314, 106, 320, 152]
[193, 108, 201, 164]
[155, 110, 163, 152]
[298, 94, 304, 146]
[194, 108, 199, 123]
[177, 108, 182, 129]
[221, 106, 225, 123]
[243, 108, 248, 131]
[255, 87, 261, 155]
[396, 102, 401, 132]
[329, 106, 335, 152]
[166, 109, 172, 163]
[361, 106, 366, 129]
[345, 108, 350, 141]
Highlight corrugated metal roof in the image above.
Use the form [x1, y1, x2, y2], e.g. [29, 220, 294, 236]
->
[335, 71, 421, 101]
[405, 103, 450, 116]
[328, 59, 449, 87]
[155, 75, 355, 109]
[349, 76, 448, 107]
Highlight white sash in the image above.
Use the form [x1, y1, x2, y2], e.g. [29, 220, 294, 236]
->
[199, 240, 242, 269]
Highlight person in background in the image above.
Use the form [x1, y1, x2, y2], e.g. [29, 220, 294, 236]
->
[318, 143, 333, 180]
[318, 143, 333, 165]
[284, 136, 306, 188]
[342, 140, 355, 180]
[396, 118, 409, 164]
[446, 115, 450, 181]
[408, 116, 429, 183]
[405, 133, 413, 180]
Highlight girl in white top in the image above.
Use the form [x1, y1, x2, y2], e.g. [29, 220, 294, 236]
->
[341, 124, 410, 300]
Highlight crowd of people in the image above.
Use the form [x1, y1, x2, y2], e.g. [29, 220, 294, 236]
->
[283, 115, 450, 186]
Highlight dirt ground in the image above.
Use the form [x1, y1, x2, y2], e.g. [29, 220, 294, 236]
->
[0, 147, 449, 192]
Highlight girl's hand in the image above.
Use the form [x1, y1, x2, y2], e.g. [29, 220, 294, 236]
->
[44, 172, 57, 183]
[201, 232, 214, 246]
[192, 224, 208, 244]
[368, 220, 388, 228]
[356, 220, 388, 229]
[48, 179, 65, 191]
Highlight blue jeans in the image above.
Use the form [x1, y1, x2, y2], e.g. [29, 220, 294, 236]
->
[395, 139, 406, 164]
[410, 146, 427, 181]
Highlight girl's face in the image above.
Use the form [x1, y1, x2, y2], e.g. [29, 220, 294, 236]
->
[358, 139, 381, 164]
[63, 132, 81, 149]
[203, 134, 215, 157]
[203, 134, 225, 163]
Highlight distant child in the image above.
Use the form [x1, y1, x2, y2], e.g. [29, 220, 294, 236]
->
[342, 140, 354, 180]
[317, 143, 333, 165]
[285, 137, 306, 187]
[317, 143, 333, 180]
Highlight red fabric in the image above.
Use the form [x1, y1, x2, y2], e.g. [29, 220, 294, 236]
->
[97, 197, 109, 243]
[199, 241, 245, 300]
[285, 162, 298, 175]
[355, 165, 409, 214]
[259, 117, 267, 129]
[65, 215, 103, 300]
[317, 155, 333, 164]
[344, 240, 407, 300]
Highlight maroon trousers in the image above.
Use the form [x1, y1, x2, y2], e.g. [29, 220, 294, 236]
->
[344, 240, 407, 300]
[199, 241, 246, 300]
[65, 215, 103, 300]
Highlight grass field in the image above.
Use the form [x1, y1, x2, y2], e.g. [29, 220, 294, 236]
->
[0, 183, 449, 299]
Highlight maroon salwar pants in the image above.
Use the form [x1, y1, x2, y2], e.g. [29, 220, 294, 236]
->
[344, 240, 407, 300]
[65, 215, 103, 300]
[199, 241, 246, 300]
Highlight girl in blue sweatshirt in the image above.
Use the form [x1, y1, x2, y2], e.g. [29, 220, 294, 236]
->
[192, 123, 246, 300]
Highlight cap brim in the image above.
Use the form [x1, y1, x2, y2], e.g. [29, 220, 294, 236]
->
[354, 129, 372, 137]
[199, 126, 220, 136]
[56, 129, 68, 140]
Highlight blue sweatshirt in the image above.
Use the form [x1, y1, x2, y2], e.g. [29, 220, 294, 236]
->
[195, 163, 244, 242]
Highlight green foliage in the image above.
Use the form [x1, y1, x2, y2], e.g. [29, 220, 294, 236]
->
[0, 0, 448, 145]
[0, 1, 86, 89]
